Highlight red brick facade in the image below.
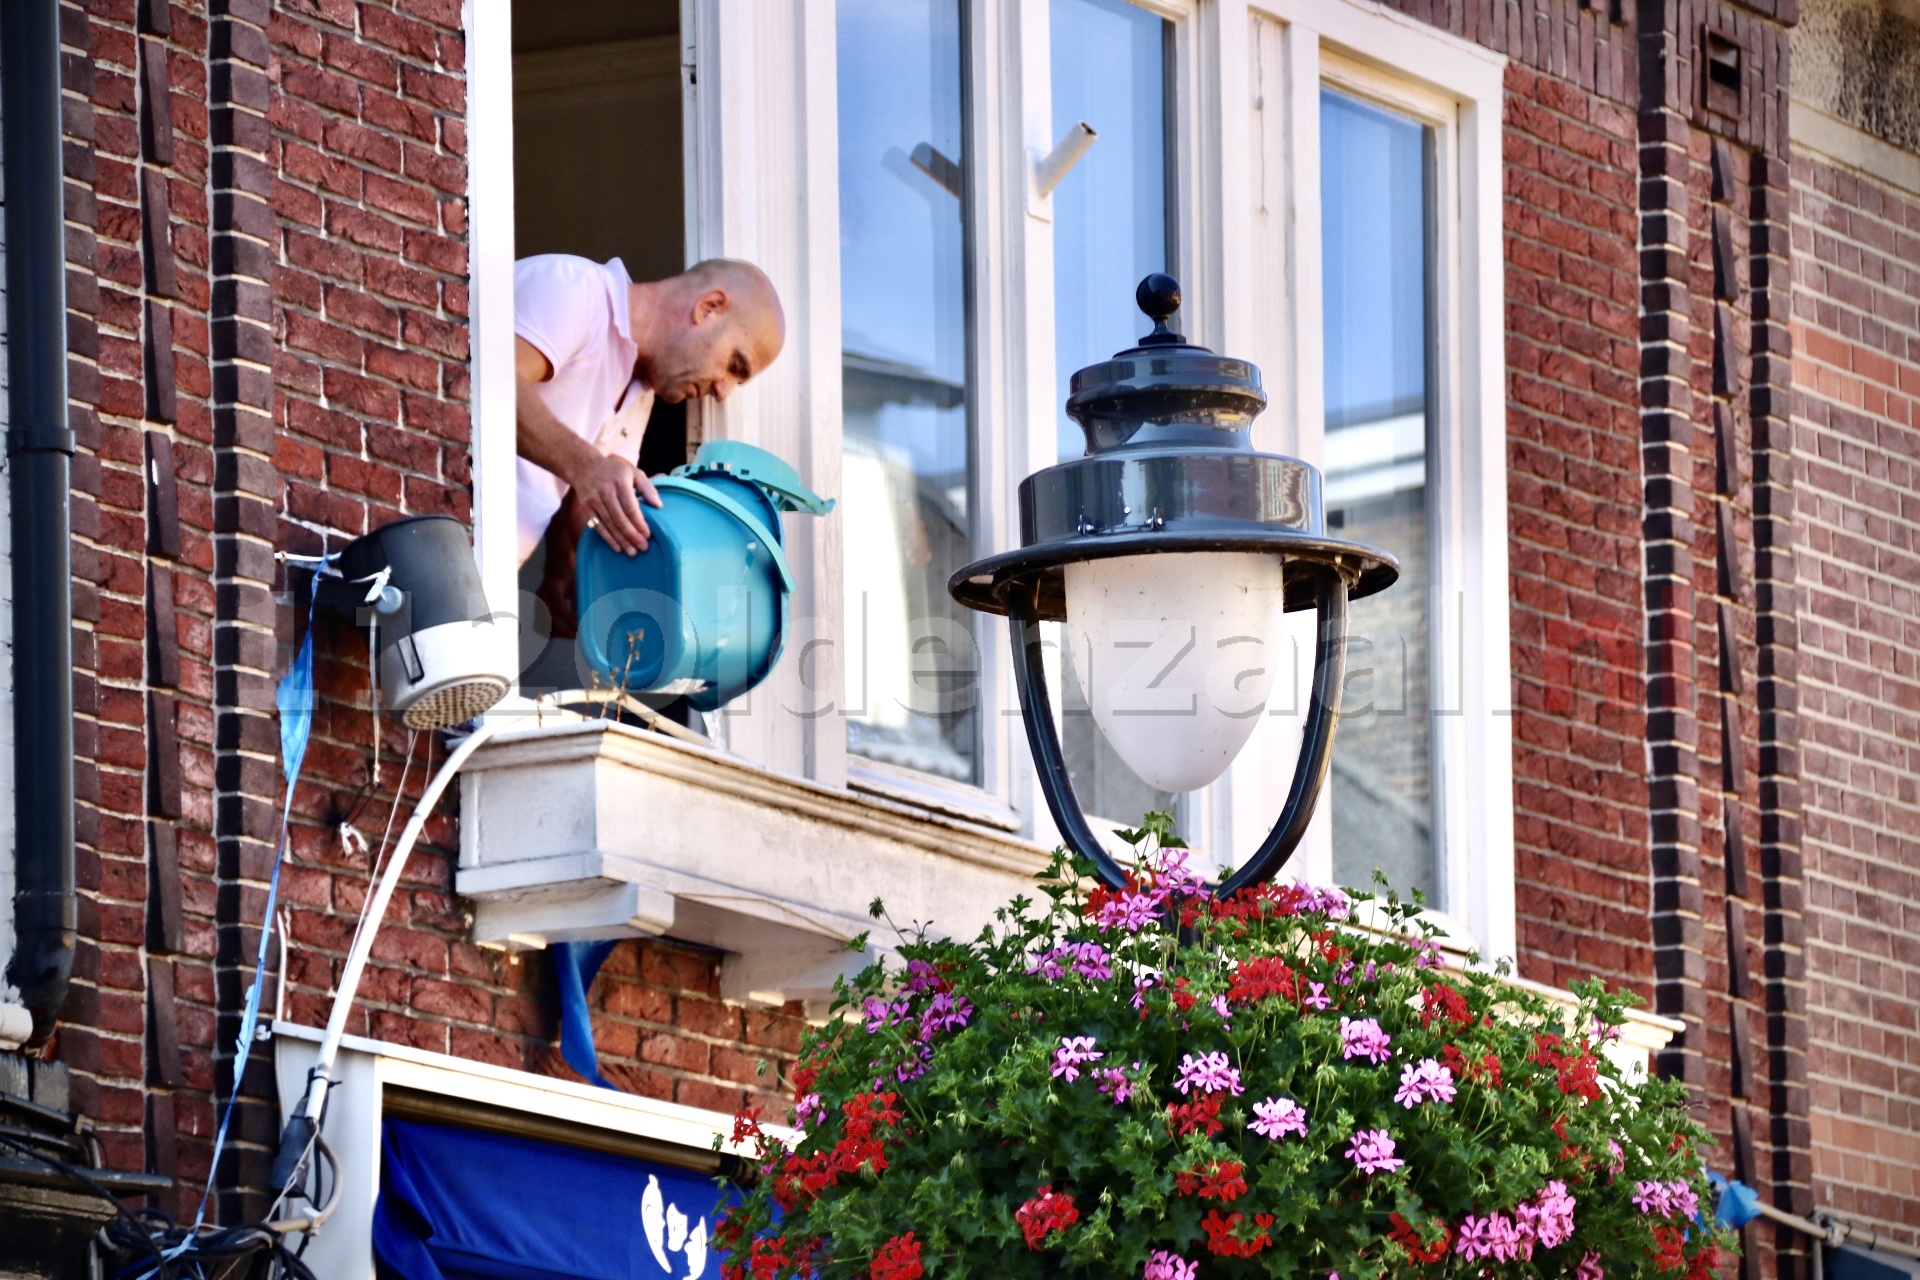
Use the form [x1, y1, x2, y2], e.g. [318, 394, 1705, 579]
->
[18, 0, 1911, 1266]
[1791, 150, 1920, 1243]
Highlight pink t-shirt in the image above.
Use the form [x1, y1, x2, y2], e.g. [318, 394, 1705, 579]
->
[514, 255, 655, 563]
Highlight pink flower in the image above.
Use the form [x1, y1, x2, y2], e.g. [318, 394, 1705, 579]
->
[1394, 1058, 1458, 1108]
[864, 996, 911, 1033]
[1339, 1016, 1393, 1065]
[1633, 1178, 1696, 1219]
[1052, 1035, 1103, 1081]
[1174, 1051, 1244, 1096]
[1131, 973, 1158, 1011]
[1143, 1250, 1198, 1280]
[1455, 1215, 1497, 1261]
[1212, 994, 1233, 1022]
[1488, 1212, 1533, 1262]
[1576, 1250, 1604, 1280]
[1528, 1179, 1578, 1249]
[1030, 941, 1114, 982]
[1096, 889, 1165, 932]
[1248, 1096, 1308, 1140]
[795, 1092, 824, 1125]
[1094, 1062, 1141, 1103]
[1345, 1127, 1404, 1175]
[1304, 981, 1331, 1010]
[1608, 1140, 1625, 1174]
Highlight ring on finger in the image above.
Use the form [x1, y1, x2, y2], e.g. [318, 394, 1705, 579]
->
[586, 517, 599, 530]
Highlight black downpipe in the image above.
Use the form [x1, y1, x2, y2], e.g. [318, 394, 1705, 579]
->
[3, 0, 78, 1042]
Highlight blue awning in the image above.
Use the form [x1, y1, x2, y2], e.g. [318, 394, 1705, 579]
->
[373, 1118, 739, 1280]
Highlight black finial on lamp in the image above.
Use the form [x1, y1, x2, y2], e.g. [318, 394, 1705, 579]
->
[1135, 272, 1184, 346]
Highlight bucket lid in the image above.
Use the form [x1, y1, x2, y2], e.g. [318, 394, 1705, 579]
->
[677, 441, 835, 516]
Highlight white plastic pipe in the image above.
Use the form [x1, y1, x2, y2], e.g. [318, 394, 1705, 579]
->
[285, 719, 498, 1196]
[1034, 120, 1098, 198]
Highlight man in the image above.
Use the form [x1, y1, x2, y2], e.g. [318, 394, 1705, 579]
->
[514, 255, 786, 624]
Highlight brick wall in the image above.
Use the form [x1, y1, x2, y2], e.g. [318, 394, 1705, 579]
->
[1500, 61, 1655, 1000]
[1790, 149, 1920, 1245]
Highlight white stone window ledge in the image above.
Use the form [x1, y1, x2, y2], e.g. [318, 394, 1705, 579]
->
[456, 720, 1052, 1010]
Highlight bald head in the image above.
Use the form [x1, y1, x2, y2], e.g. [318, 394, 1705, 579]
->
[631, 258, 786, 405]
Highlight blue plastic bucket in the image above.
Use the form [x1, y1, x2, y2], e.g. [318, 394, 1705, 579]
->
[574, 442, 832, 712]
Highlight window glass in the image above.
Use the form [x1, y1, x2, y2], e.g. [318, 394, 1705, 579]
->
[837, 0, 979, 783]
[1320, 87, 1437, 900]
[1050, 0, 1179, 829]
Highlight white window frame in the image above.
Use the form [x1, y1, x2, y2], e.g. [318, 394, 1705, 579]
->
[1224, 0, 1513, 961]
[461, 0, 1513, 960]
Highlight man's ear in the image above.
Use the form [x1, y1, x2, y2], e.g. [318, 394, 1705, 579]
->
[691, 288, 731, 326]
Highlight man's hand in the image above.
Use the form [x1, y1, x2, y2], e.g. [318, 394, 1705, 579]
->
[516, 335, 662, 556]
[570, 452, 662, 557]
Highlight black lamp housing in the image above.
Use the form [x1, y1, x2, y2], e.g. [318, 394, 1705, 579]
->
[948, 275, 1399, 895]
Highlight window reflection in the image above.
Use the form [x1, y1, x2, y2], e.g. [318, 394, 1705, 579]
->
[837, 0, 979, 783]
[1320, 88, 1437, 901]
[1050, 0, 1180, 828]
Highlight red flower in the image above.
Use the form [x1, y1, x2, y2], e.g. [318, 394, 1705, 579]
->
[1015, 1185, 1080, 1249]
[1532, 1034, 1602, 1102]
[1421, 982, 1472, 1029]
[1201, 1209, 1275, 1257]
[842, 1091, 903, 1141]
[1442, 1044, 1504, 1089]
[1389, 1212, 1452, 1264]
[731, 1107, 764, 1145]
[871, 1232, 924, 1280]
[1687, 1244, 1721, 1280]
[790, 1064, 818, 1099]
[1175, 1160, 1248, 1203]
[1228, 957, 1299, 1005]
[1169, 977, 1200, 1013]
[1166, 1094, 1225, 1137]
[1652, 1224, 1687, 1273]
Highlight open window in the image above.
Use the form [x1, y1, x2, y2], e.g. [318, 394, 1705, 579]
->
[508, 0, 694, 696]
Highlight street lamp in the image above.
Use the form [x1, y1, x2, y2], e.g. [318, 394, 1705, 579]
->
[949, 275, 1398, 896]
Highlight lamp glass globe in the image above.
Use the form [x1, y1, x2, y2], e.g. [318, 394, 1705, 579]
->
[1062, 550, 1288, 794]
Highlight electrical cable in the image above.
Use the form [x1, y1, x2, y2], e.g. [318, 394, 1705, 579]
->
[271, 718, 500, 1224]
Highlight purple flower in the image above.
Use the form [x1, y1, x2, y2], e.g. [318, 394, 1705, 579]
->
[1144, 1250, 1198, 1280]
[1094, 1062, 1141, 1103]
[1174, 1051, 1244, 1096]
[1132, 973, 1158, 1011]
[1394, 1058, 1458, 1108]
[895, 1042, 933, 1083]
[919, 991, 972, 1038]
[902, 959, 945, 995]
[794, 1092, 824, 1126]
[1304, 981, 1331, 1011]
[864, 996, 911, 1034]
[1248, 1096, 1308, 1139]
[1211, 994, 1233, 1023]
[1052, 1035, 1103, 1082]
[1345, 1127, 1404, 1175]
[1363, 960, 1379, 983]
[1340, 1016, 1393, 1065]
[1336, 959, 1356, 986]
[1576, 1250, 1604, 1280]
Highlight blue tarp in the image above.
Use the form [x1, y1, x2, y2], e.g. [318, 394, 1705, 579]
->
[373, 1118, 739, 1280]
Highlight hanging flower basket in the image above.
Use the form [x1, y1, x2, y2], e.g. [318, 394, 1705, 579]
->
[717, 823, 1730, 1280]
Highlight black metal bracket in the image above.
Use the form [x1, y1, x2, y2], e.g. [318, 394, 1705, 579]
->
[1007, 565, 1350, 895]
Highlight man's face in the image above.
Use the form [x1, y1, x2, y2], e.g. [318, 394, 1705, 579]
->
[645, 289, 784, 405]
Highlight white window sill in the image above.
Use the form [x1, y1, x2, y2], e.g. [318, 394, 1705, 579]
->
[456, 719, 1052, 1007]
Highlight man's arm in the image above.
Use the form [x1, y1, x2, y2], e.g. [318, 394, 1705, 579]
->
[516, 335, 660, 555]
